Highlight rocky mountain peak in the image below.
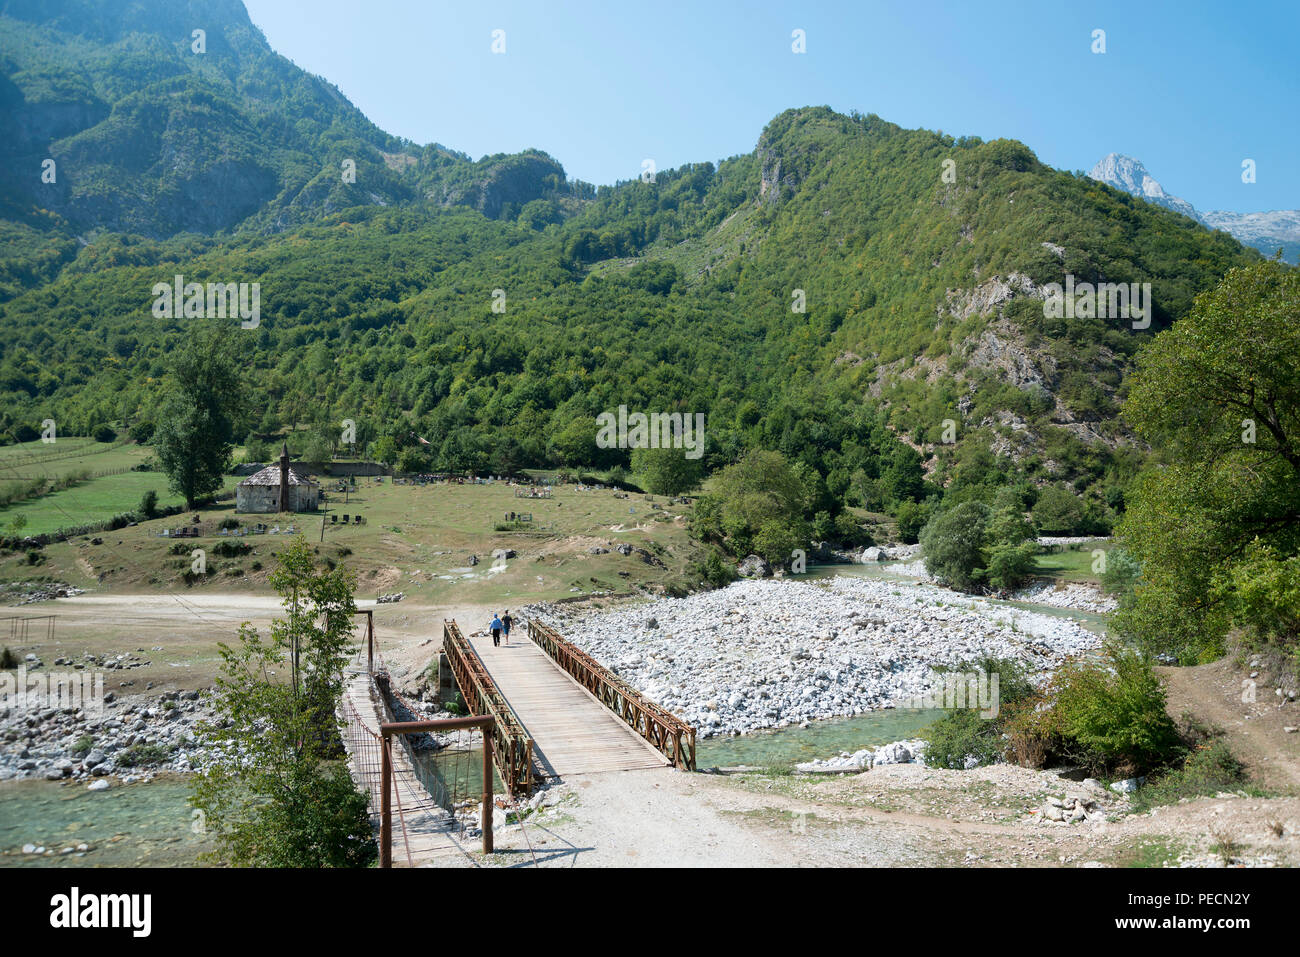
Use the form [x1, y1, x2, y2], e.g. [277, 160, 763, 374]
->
[1088, 153, 1200, 221]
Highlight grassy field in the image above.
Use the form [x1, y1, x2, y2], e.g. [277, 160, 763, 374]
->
[0, 439, 236, 536]
[1034, 540, 1109, 585]
[0, 475, 704, 604]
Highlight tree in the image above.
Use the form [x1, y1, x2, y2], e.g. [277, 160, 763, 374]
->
[190, 538, 374, 867]
[1032, 485, 1084, 535]
[920, 501, 990, 592]
[154, 400, 230, 510]
[153, 327, 247, 508]
[691, 450, 810, 560]
[1116, 261, 1300, 664]
[630, 446, 704, 495]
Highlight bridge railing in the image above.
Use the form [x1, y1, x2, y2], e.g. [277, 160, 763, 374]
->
[442, 619, 536, 796]
[527, 619, 696, 770]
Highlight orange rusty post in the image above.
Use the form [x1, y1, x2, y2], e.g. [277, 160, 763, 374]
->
[483, 728, 494, 854]
[379, 715, 496, 864]
[380, 733, 392, 868]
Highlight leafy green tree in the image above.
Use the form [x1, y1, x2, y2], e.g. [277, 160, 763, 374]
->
[191, 538, 374, 867]
[1032, 485, 1084, 535]
[154, 401, 230, 510]
[1116, 262, 1300, 665]
[893, 500, 930, 544]
[138, 489, 158, 519]
[153, 327, 247, 508]
[1049, 642, 1182, 775]
[631, 446, 704, 495]
[920, 501, 990, 592]
[985, 542, 1038, 591]
[986, 505, 1036, 547]
[692, 450, 809, 559]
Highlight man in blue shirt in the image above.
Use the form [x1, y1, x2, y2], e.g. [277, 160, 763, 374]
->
[489, 614, 503, 647]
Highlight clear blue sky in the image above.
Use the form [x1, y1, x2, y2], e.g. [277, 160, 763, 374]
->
[242, 0, 1298, 213]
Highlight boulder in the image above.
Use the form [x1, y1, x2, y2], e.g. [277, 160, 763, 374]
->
[737, 555, 771, 578]
[860, 546, 889, 563]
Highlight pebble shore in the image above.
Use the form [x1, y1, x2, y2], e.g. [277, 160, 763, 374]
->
[526, 574, 1100, 737]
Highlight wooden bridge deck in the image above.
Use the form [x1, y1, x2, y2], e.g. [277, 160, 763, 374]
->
[463, 628, 668, 779]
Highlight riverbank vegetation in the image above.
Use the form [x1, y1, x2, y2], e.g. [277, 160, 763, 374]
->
[190, 539, 375, 868]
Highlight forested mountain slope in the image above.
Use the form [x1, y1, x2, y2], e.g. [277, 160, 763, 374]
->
[0, 1, 1265, 532]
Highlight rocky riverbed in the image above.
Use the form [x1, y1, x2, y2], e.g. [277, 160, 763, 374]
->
[1011, 579, 1117, 613]
[0, 688, 220, 786]
[525, 575, 1101, 737]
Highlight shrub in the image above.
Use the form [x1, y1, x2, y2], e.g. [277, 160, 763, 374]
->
[985, 541, 1038, 591]
[1032, 485, 1085, 535]
[693, 548, 738, 589]
[832, 510, 873, 548]
[219, 517, 240, 530]
[0, 647, 17, 669]
[93, 424, 116, 443]
[139, 489, 159, 519]
[1101, 547, 1142, 597]
[116, 743, 172, 767]
[894, 500, 930, 545]
[1132, 738, 1250, 811]
[1045, 642, 1182, 775]
[212, 540, 252, 557]
[922, 656, 1036, 768]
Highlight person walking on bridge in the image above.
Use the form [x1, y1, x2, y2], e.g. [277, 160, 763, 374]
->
[501, 610, 513, 646]
[490, 613, 503, 648]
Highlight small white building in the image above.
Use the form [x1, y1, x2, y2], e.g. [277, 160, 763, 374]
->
[236, 444, 319, 513]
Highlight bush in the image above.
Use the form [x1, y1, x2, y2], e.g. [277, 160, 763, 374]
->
[130, 420, 156, 444]
[212, 540, 252, 557]
[139, 489, 159, 519]
[0, 647, 18, 669]
[922, 657, 1036, 768]
[832, 510, 872, 548]
[1039, 642, 1182, 775]
[694, 548, 738, 589]
[1101, 547, 1141, 598]
[116, 743, 172, 767]
[93, 424, 116, 443]
[219, 517, 240, 530]
[985, 541, 1038, 591]
[1032, 485, 1085, 535]
[1132, 738, 1250, 811]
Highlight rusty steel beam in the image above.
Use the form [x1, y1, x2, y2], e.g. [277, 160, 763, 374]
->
[527, 619, 696, 770]
[442, 620, 536, 797]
